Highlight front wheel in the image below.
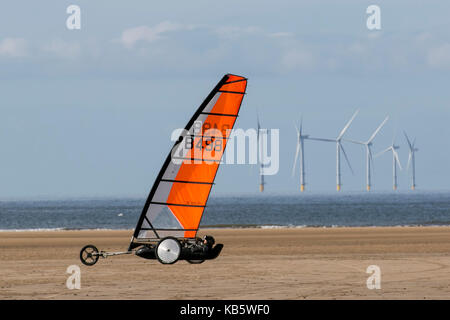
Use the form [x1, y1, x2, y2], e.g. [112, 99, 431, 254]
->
[80, 245, 100, 266]
[156, 237, 181, 264]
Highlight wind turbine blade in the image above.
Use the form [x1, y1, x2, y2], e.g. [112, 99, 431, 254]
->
[299, 114, 303, 136]
[340, 143, 354, 175]
[375, 146, 391, 158]
[394, 150, 402, 170]
[367, 116, 389, 143]
[337, 110, 359, 140]
[294, 121, 299, 136]
[292, 141, 300, 177]
[403, 131, 413, 150]
[307, 137, 336, 142]
[343, 138, 365, 145]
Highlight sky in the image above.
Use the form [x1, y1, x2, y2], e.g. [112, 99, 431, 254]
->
[0, 1, 449, 199]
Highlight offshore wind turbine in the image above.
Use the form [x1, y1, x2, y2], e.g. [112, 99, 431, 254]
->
[404, 131, 418, 190]
[345, 116, 389, 191]
[257, 112, 265, 192]
[292, 116, 308, 192]
[308, 110, 359, 191]
[376, 135, 402, 190]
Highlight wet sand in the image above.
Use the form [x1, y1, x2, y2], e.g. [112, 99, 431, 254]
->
[0, 227, 449, 299]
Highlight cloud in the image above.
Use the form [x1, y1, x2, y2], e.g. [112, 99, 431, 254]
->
[115, 22, 317, 73]
[267, 32, 294, 38]
[118, 21, 187, 49]
[42, 39, 81, 59]
[0, 38, 28, 57]
[426, 43, 450, 69]
[3, 22, 439, 78]
[214, 26, 261, 39]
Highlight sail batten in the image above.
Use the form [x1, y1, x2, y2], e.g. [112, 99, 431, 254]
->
[149, 202, 207, 207]
[131, 74, 247, 242]
[218, 90, 246, 94]
[200, 112, 238, 117]
[160, 179, 215, 185]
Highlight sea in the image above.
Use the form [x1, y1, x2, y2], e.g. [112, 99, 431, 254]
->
[0, 192, 449, 231]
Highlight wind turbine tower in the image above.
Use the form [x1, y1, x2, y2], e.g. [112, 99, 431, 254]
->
[257, 113, 265, 192]
[292, 116, 309, 192]
[404, 131, 418, 190]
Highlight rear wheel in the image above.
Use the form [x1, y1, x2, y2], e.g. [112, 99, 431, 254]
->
[156, 237, 181, 264]
[80, 245, 99, 266]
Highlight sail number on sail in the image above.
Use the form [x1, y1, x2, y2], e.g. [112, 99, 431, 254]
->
[172, 120, 232, 164]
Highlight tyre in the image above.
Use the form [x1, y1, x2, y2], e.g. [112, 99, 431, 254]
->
[80, 245, 100, 266]
[156, 237, 181, 264]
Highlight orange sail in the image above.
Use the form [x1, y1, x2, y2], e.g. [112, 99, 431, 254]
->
[132, 74, 247, 240]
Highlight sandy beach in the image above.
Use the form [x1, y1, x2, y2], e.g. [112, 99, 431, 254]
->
[0, 227, 449, 299]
